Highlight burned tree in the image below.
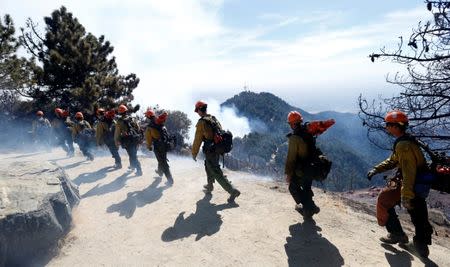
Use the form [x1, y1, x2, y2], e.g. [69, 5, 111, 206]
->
[360, 0, 450, 150]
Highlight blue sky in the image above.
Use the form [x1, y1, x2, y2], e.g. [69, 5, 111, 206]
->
[1, 0, 432, 115]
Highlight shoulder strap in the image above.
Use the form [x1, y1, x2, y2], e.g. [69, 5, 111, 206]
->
[292, 124, 317, 159]
[201, 115, 221, 133]
[394, 134, 439, 162]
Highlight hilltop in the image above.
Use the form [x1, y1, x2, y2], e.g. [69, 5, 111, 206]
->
[221, 91, 388, 191]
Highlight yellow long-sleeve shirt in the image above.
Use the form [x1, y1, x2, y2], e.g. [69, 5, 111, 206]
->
[96, 120, 115, 146]
[373, 138, 426, 200]
[284, 134, 308, 177]
[72, 120, 92, 139]
[145, 127, 160, 150]
[114, 115, 140, 147]
[192, 115, 217, 158]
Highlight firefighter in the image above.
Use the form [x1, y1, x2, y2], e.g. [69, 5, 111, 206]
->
[72, 111, 95, 161]
[192, 100, 240, 203]
[96, 109, 122, 169]
[145, 109, 174, 184]
[31, 110, 51, 148]
[115, 104, 143, 176]
[367, 110, 433, 258]
[285, 111, 321, 219]
[52, 108, 75, 156]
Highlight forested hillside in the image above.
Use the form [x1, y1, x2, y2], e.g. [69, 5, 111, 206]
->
[222, 91, 388, 191]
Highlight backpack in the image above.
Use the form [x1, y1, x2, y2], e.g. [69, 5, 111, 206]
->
[153, 123, 177, 151]
[292, 125, 332, 182]
[201, 115, 233, 154]
[36, 118, 50, 135]
[394, 135, 450, 194]
[120, 116, 142, 144]
[103, 119, 116, 144]
[77, 121, 95, 145]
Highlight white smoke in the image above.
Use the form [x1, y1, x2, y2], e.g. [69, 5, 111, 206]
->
[187, 98, 251, 142]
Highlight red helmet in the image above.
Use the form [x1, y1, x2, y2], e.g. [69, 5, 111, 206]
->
[194, 100, 207, 112]
[36, 110, 44, 116]
[156, 112, 168, 125]
[96, 108, 105, 115]
[145, 108, 155, 118]
[385, 110, 408, 126]
[75, 112, 84, 120]
[55, 108, 63, 115]
[62, 110, 69, 118]
[105, 110, 116, 119]
[287, 111, 303, 124]
[118, 104, 128, 114]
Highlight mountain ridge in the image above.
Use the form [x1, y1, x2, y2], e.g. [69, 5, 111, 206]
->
[221, 91, 387, 191]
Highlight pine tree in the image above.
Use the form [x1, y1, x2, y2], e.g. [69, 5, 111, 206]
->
[21, 6, 139, 113]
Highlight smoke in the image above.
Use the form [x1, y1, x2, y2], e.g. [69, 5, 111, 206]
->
[186, 98, 251, 142]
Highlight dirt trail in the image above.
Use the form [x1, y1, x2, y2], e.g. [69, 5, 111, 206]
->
[7, 148, 449, 266]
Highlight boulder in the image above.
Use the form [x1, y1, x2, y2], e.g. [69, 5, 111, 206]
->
[0, 159, 80, 266]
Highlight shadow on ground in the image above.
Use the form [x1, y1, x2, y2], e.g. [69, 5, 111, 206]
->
[81, 170, 139, 198]
[72, 166, 114, 186]
[161, 193, 239, 241]
[284, 218, 344, 267]
[382, 243, 439, 267]
[106, 177, 171, 218]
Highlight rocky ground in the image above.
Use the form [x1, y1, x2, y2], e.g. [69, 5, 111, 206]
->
[0, 154, 79, 266]
[1, 147, 449, 266]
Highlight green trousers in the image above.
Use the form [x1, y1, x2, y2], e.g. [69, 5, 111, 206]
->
[204, 151, 233, 193]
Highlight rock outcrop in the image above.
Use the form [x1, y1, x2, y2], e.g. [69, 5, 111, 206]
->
[0, 158, 80, 266]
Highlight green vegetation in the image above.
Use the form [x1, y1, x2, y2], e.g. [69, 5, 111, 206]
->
[222, 91, 387, 191]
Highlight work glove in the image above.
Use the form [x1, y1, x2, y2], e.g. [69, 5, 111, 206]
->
[402, 198, 414, 210]
[367, 169, 377, 181]
[192, 155, 197, 162]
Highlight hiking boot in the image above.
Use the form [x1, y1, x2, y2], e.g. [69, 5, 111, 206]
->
[167, 176, 174, 185]
[311, 205, 320, 215]
[400, 241, 429, 258]
[203, 183, 213, 193]
[155, 169, 163, 177]
[295, 205, 313, 219]
[413, 241, 430, 258]
[114, 162, 122, 169]
[380, 233, 409, 244]
[227, 189, 241, 203]
[135, 168, 143, 176]
[87, 155, 94, 161]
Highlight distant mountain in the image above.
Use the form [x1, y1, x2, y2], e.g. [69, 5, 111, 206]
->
[221, 91, 388, 191]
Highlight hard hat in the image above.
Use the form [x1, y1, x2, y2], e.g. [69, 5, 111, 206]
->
[287, 111, 303, 124]
[75, 112, 84, 119]
[145, 108, 155, 118]
[385, 110, 408, 126]
[55, 108, 63, 115]
[194, 101, 207, 112]
[105, 110, 116, 119]
[118, 104, 128, 114]
[156, 112, 168, 125]
[36, 110, 44, 116]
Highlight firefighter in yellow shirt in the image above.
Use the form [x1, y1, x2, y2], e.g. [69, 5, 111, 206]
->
[284, 111, 320, 219]
[367, 110, 432, 258]
[192, 101, 240, 203]
[96, 109, 121, 169]
[145, 109, 173, 184]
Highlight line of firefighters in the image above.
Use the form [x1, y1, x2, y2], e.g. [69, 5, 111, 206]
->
[32, 102, 433, 259]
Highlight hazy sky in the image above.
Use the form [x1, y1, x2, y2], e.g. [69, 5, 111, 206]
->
[2, 0, 432, 114]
